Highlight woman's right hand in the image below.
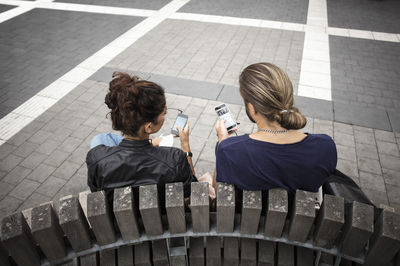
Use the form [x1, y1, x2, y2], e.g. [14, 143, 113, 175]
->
[215, 119, 230, 143]
[177, 123, 190, 152]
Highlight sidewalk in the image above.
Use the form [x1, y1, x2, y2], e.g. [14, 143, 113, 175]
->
[0, 0, 400, 220]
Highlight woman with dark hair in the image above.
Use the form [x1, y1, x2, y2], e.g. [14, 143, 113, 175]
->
[214, 63, 337, 197]
[86, 72, 204, 202]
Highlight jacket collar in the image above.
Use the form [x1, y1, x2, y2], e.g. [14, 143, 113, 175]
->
[119, 138, 152, 148]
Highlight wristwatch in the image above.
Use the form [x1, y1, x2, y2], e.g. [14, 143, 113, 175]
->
[185, 151, 193, 158]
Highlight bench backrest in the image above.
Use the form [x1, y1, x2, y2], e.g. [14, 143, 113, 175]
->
[1, 182, 400, 266]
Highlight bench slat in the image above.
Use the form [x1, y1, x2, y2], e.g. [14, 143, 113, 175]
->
[340, 201, 374, 258]
[240, 238, 257, 266]
[223, 237, 239, 266]
[365, 208, 400, 266]
[1, 212, 41, 266]
[258, 240, 275, 266]
[135, 242, 152, 266]
[241, 190, 262, 235]
[278, 243, 294, 266]
[79, 253, 98, 266]
[190, 182, 209, 233]
[113, 186, 140, 241]
[118, 246, 134, 266]
[31, 202, 66, 261]
[139, 184, 163, 236]
[0, 241, 11, 266]
[59, 195, 92, 252]
[264, 188, 288, 238]
[87, 191, 117, 245]
[189, 237, 204, 266]
[166, 182, 186, 234]
[152, 239, 169, 266]
[216, 182, 235, 233]
[313, 195, 344, 249]
[296, 246, 313, 266]
[170, 246, 187, 265]
[99, 248, 116, 266]
[206, 236, 221, 266]
[288, 190, 315, 243]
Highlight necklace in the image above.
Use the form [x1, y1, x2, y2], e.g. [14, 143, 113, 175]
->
[259, 128, 289, 134]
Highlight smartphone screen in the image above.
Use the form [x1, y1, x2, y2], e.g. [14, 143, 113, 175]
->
[215, 104, 237, 131]
[171, 114, 188, 135]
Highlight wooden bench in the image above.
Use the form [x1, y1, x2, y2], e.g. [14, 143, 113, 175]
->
[1, 182, 400, 266]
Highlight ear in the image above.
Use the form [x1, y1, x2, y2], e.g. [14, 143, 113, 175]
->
[247, 102, 257, 115]
[144, 122, 152, 134]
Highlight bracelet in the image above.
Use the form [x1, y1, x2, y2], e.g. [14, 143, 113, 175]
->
[185, 151, 193, 157]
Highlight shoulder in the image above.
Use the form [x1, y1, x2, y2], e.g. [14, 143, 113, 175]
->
[219, 134, 249, 149]
[153, 146, 187, 164]
[307, 134, 336, 147]
[86, 145, 119, 166]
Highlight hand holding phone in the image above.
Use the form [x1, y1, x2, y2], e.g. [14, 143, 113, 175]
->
[171, 113, 188, 136]
[215, 104, 237, 132]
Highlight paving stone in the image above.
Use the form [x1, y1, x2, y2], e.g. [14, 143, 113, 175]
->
[68, 147, 88, 165]
[0, 143, 17, 160]
[0, 181, 14, 200]
[52, 173, 88, 200]
[336, 144, 357, 162]
[362, 188, 389, 206]
[355, 142, 379, 160]
[20, 152, 47, 170]
[48, 127, 73, 142]
[357, 157, 382, 175]
[383, 168, 400, 187]
[17, 192, 52, 212]
[36, 139, 60, 156]
[191, 123, 213, 138]
[9, 179, 40, 201]
[337, 159, 359, 180]
[70, 125, 94, 140]
[36, 176, 66, 198]
[354, 130, 376, 144]
[28, 130, 53, 145]
[197, 114, 217, 127]
[359, 171, 386, 192]
[26, 164, 56, 183]
[41, 119, 65, 132]
[386, 185, 400, 206]
[2, 166, 32, 185]
[43, 149, 70, 167]
[313, 119, 333, 137]
[198, 146, 216, 163]
[7, 131, 32, 147]
[379, 154, 400, 171]
[194, 160, 215, 177]
[377, 141, 400, 157]
[12, 141, 39, 158]
[334, 122, 354, 135]
[294, 96, 333, 121]
[334, 132, 355, 147]
[375, 130, 396, 143]
[54, 0, 170, 9]
[0, 154, 24, 172]
[59, 137, 83, 153]
[52, 161, 81, 180]
[0, 196, 22, 221]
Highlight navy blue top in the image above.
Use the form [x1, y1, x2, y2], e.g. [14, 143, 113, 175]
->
[216, 134, 337, 196]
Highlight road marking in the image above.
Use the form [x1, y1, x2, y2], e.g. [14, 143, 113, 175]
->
[0, 0, 190, 143]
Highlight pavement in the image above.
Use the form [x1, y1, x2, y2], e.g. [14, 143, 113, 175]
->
[0, 0, 399, 221]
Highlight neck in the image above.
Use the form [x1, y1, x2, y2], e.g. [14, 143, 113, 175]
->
[256, 118, 285, 131]
[124, 133, 149, 141]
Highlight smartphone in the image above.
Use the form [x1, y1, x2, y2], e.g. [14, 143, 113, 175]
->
[215, 104, 237, 132]
[171, 113, 188, 136]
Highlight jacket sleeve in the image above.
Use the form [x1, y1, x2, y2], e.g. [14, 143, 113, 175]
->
[86, 149, 99, 192]
[175, 151, 197, 198]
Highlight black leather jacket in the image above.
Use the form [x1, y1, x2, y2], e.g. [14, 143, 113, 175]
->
[86, 139, 197, 205]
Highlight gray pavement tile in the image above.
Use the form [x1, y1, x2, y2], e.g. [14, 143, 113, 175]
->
[21, 120, 45, 135]
[77, 163, 87, 177]
[52, 160, 81, 180]
[357, 157, 382, 175]
[333, 132, 355, 147]
[43, 149, 71, 167]
[83, 114, 107, 128]
[191, 123, 213, 139]
[68, 147, 88, 165]
[52, 173, 89, 200]
[327, 0, 400, 33]
[149, 73, 223, 101]
[379, 154, 400, 171]
[2, 166, 32, 185]
[217, 85, 243, 105]
[48, 127, 73, 143]
[7, 131, 32, 147]
[312, 119, 334, 137]
[194, 159, 215, 177]
[0, 196, 22, 221]
[20, 152, 47, 170]
[362, 188, 389, 206]
[0, 181, 14, 200]
[198, 145, 216, 163]
[26, 164, 56, 183]
[375, 129, 396, 143]
[383, 168, 400, 187]
[377, 140, 400, 157]
[387, 184, 400, 205]
[36, 139, 60, 156]
[189, 137, 208, 153]
[333, 101, 391, 131]
[70, 125, 95, 140]
[9, 179, 40, 201]
[337, 158, 359, 181]
[333, 122, 354, 135]
[17, 192, 52, 212]
[55, 0, 170, 9]
[178, 0, 308, 24]
[28, 130, 53, 145]
[0, 9, 144, 119]
[0, 142, 17, 160]
[12, 141, 39, 158]
[336, 144, 357, 162]
[354, 130, 376, 144]
[59, 136, 83, 153]
[355, 142, 379, 160]
[388, 110, 400, 133]
[359, 171, 386, 192]
[0, 154, 24, 172]
[0, 4, 15, 14]
[35, 176, 66, 198]
[197, 113, 218, 127]
[294, 96, 333, 121]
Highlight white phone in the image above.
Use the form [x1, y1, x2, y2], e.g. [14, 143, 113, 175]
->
[215, 104, 237, 132]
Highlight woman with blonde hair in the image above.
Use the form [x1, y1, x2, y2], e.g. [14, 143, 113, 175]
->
[215, 62, 337, 196]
